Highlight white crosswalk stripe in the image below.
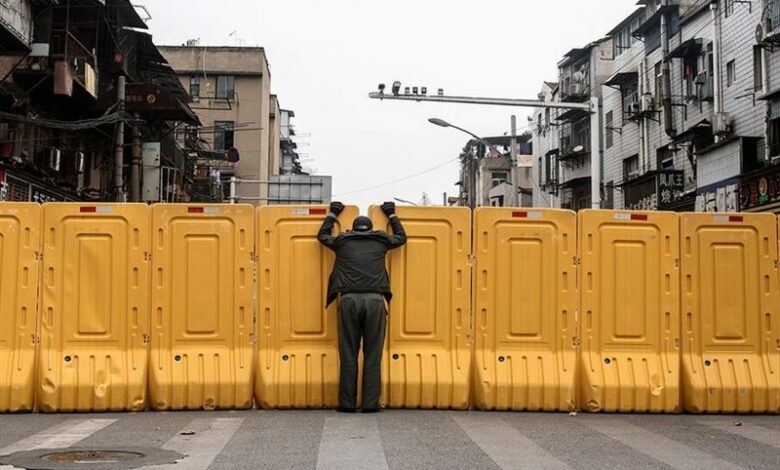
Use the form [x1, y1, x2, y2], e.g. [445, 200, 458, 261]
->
[142, 418, 244, 470]
[453, 414, 573, 470]
[316, 415, 389, 470]
[0, 418, 117, 470]
[586, 419, 747, 470]
[699, 420, 780, 448]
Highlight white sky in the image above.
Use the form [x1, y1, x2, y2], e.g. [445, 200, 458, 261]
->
[143, 0, 640, 211]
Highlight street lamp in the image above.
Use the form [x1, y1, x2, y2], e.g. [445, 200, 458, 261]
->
[427, 118, 503, 156]
[428, 118, 515, 208]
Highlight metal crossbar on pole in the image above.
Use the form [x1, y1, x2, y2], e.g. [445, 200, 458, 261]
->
[368, 91, 602, 208]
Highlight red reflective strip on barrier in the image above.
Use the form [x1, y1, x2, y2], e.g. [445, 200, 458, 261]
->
[309, 208, 327, 215]
[631, 214, 648, 221]
[729, 216, 744, 223]
[80, 206, 97, 213]
[512, 211, 528, 218]
[188, 207, 205, 213]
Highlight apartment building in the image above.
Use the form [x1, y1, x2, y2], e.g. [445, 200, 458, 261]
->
[533, 0, 780, 213]
[160, 45, 276, 204]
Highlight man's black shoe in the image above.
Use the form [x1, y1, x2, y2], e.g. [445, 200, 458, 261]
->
[361, 408, 381, 414]
[337, 406, 357, 413]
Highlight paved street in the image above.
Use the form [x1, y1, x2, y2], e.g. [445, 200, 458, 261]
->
[0, 410, 778, 470]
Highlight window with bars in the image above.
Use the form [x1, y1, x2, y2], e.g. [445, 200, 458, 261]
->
[216, 76, 235, 101]
[189, 76, 200, 102]
[213, 121, 235, 151]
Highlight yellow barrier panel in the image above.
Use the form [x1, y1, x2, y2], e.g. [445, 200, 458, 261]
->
[255, 205, 358, 409]
[38, 204, 150, 412]
[472, 208, 577, 411]
[681, 213, 780, 414]
[0, 203, 41, 413]
[149, 204, 255, 410]
[370, 206, 471, 410]
[579, 210, 680, 413]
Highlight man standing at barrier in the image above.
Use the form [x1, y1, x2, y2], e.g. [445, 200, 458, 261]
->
[318, 201, 407, 413]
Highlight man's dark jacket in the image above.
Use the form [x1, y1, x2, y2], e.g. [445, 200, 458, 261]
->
[318, 215, 407, 307]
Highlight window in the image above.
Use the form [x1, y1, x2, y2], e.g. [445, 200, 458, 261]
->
[621, 81, 639, 123]
[538, 157, 544, 184]
[682, 53, 699, 100]
[754, 47, 764, 91]
[189, 76, 200, 102]
[655, 62, 663, 99]
[623, 154, 640, 181]
[657, 147, 674, 170]
[216, 76, 235, 101]
[726, 60, 736, 87]
[605, 111, 614, 149]
[491, 171, 508, 188]
[213, 121, 235, 151]
[545, 152, 558, 185]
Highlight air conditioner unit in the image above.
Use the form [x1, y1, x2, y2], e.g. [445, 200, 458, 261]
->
[641, 94, 655, 112]
[694, 72, 707, 86]
[29, 43, 50, 58]
[627, 171, 640, 181]
[713, 112, 732, 135]
[49, 148, 61, 171]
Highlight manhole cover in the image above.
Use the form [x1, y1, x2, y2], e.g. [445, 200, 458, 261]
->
[0, 447, 183, 470]
[44, 450, 144, 463]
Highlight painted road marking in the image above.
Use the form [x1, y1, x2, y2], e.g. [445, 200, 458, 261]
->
[316, 415, 388, 470]
[700, 420, 780, 449]
[453, 414, 572, 470]
[0, 419, 117, 455]
[144, 418, 244, 470]
[586, 419, 746, 470]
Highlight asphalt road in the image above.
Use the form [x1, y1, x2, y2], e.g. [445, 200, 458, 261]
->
[0, 410, 778, 470]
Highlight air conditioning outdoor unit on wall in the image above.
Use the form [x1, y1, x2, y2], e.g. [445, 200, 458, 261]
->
[641, 94, 655, 112]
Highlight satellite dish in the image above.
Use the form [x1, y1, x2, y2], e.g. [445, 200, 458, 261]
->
[756, 24, 765, 44]
[573, 71, 586, 83]
[573, 145, 584, 153]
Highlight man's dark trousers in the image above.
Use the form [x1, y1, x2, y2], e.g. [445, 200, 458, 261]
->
[338, 293, 387, 411]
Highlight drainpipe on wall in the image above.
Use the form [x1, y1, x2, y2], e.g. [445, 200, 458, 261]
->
[661, 0, 676, 138]
[763, 0, 772, 161]
[711, 2, 723, 142]
[639, 60, 648, 175]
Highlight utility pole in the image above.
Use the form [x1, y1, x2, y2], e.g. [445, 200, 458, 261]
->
[114, 75, 126, 202]
[509, 115, 518, 207]
[129, 112, 141, 202]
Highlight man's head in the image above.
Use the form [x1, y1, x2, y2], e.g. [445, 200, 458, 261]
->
[352, 216, 373, 232]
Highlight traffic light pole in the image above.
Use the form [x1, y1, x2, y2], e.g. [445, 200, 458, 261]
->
[368, 91, 602, 209]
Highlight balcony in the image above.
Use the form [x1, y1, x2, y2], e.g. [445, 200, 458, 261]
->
[560, 157, 591, 184]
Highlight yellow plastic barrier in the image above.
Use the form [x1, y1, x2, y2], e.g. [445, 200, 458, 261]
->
[38, 204, 150, 412]
[472, 208, 577, 411]
[149, 204, 255, 410]
[255, 205, 358, 409]
[0, 203, 41, 413]
[681, 213, 780, 413]
[578, 210, 680, 413]
[369, 206, 471, 410]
